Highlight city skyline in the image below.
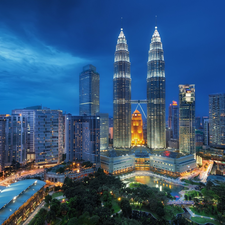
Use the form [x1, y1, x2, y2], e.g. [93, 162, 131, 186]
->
[0, 1, 225, 118]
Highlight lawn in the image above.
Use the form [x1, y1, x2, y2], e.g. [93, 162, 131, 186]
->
[112, 198, 121, 213]
[52, 192, 64, 198]
[191, 217, 220, 225]
[181, 179, 199, 185]
[164, 205, 184, 220]
[129, 182, 141, 189]
[131, 204, 184, 221]
[189, 206, 217, 219]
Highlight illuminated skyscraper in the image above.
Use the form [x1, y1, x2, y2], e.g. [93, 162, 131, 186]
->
[209, 93, 225, 147]
[113, 28, 131, 148]
[131, 110, 144, 146]
[168, 101, 179, 139]
[147, 26, 165, 149]
[179, 84, 195, 155]
[79, 65, 100, 116]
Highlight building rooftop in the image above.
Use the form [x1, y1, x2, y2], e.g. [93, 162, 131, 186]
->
[0, 179, 45, 224]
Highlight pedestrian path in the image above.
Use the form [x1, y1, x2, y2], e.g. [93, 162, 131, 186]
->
[185, 207, 215, 221]
[168, 200, 194, 205]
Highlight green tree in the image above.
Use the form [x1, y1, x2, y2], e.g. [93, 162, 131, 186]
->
[45, 194, 52, 205]
[46, 210, 55, 223]
[34, 217, 45, 225]
[60, 203, 69, 215]
[120, 198, 132, 218]
[68, 217, 78, 225]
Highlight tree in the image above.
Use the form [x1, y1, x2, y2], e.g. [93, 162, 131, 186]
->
[60, 203, 69, 215]
[120, 198, 132, 218]
[46, 210, 55, 223]
[45, 194, 52, 205]
[68, 217, 78, 225]
[34, 217, 45, 225]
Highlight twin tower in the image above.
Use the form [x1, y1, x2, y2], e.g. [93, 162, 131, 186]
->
[113, 26, 166, 149]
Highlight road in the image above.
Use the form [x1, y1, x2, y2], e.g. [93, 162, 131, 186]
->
[23, 201, 45, 225]
[0, 168, 44, 186]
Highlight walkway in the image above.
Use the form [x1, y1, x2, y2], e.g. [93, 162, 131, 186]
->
[168, 200, 194, 205]
[185, 207, 215, 221]
[23, 201, 45, 225]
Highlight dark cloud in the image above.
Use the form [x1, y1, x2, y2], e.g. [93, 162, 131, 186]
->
[0, 0, 225, 118]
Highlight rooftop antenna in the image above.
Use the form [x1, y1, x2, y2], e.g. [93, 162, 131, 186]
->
[155, 15, 157, 29]
[121, 17, 123, 30]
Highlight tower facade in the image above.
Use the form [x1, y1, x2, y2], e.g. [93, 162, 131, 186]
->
[179, 84, 195, 155]
[113, 28, 131, 148]
[209, 93, 225, 147]
[79, 64, 100, 116]
[131, 110, 144, 146]
[147, 26, 166, 149]
[168, 101, 179, 139]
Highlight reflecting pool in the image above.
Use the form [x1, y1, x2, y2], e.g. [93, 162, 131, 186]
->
[125, 176, 183, 199]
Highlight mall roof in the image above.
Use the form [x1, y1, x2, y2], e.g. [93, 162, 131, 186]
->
[0, 179, 45, 224]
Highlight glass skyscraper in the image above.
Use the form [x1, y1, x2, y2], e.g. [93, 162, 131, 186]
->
[179, 84, 195, 155]
[65, 114, 100, 167]
[168, 101, 179, 139]
[209, 93, 225, 147]
[79, 64, 100, 116]
[147, 26, 166, 149]
[113, 28, 131, 148]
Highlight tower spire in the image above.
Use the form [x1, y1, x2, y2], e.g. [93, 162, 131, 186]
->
[121, 17, 123, 30]
[155, 15, 157, 29]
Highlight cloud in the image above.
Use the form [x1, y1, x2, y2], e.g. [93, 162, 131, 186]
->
[0, 26, 90, 114]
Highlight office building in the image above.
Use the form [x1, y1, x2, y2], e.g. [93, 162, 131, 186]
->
[0, 119, 6, 172]
[99, 113, 109, 151]
[34, 109, 63, 164]
[65, 114, 100, 167]
[113, 28, 131, 148]
[13, 106, 63, 164]
[147, 26, 166, 149]
[168, 101, 179, 139]
[203, 118, 209, 145]
[195, 117, 201, 129]
[209, 93, 225, 147]
[179, 84, 195, 155]
[131, 110, 144, 146]
[12, 106, 42, 159]
[79, 64, 100, 116]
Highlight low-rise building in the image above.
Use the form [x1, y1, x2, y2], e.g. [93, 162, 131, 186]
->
[45, 168, 95, 183]
[0, 179, 46, 225]
[100, 148, 196, 176]
[100, 150, 135, 174]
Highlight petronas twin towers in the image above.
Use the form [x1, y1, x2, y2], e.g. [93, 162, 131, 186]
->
[113, 26, 166, 149]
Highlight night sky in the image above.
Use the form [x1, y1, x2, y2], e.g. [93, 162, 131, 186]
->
[0, 0, 225, 120]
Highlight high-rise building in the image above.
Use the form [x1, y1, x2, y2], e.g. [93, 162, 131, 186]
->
[13, 106, 63, 164]
[0, 119, 6, 172]
[1, 114, 27, 165]
[34, 109, 63, 164]
[99, 113, 109, 151]
[209, 93, 225, 147]
[113, 28, 131, 148]
[79, 65, 100, 116]
[131, 110, 144, 146]
[12, 106, 42, 157]
[202, 116, 209, 130]
[195, 117, 201, 129]
[65, 114, 100, 167]
[168, 101, 179, 139]
[147, 26, 166, 149]
[203, 118, 209, 145]
[179, 84, 195, 155]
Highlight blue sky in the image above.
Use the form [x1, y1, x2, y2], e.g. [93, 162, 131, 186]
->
[0, 0, 225, 119]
